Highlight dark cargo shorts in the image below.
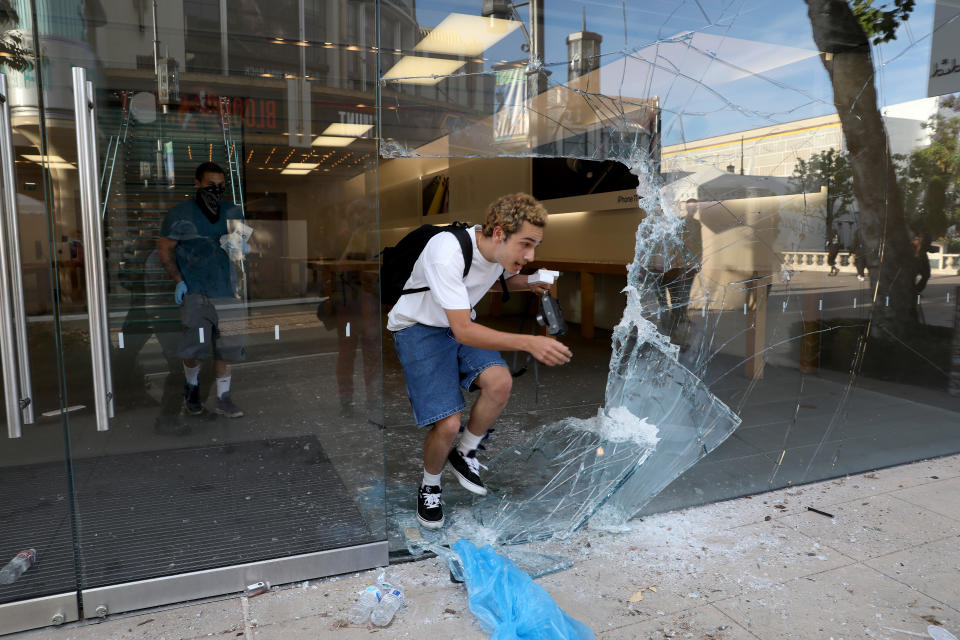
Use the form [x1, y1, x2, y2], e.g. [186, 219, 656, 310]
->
[178, 294, 246, 362]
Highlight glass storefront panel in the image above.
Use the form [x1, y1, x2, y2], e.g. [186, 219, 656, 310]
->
[376, 0, 960, 552]
[1, 0, 385, 631]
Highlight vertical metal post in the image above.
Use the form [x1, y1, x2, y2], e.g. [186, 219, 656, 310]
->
[530, 0, 546, 93]
[525, 0, 546, 153]
[0, 74, 33, 436]
[152, 0, 163, 103]
[219, 0, 229, 75]
[299, 0, 310, 145]
[72, 67, 114, 431]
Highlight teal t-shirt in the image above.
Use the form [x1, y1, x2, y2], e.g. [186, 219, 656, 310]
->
[160, 198, 243, 298]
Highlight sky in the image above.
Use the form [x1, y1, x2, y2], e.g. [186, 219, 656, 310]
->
[411, 0, 940, 146]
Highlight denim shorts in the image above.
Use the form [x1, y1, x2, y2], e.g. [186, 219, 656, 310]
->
[392, 323, 507, 428]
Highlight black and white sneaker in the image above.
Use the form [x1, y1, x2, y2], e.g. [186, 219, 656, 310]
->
[447, 448, 487, 496]
[417, 484, 444, 529]
[215, 393, 244, 418]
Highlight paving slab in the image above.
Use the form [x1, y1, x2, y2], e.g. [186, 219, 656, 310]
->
[246, 582, 484, 640]
[15, 598, 243, 640]
[534, 513, 854, 624]
[865, 536, 960, 612]
[779, 493, 960, 561]
[597, 603, 758, 640]
[887, 477, 960, 523]
[786, 459, 959, 508]
[712, 562, 960, 640]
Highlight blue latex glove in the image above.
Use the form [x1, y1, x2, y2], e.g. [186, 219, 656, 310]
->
[222, 238, 252, 255]
[174, 281, 188, 305]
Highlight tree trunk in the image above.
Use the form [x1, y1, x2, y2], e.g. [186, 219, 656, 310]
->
[805, 0, 916, 331]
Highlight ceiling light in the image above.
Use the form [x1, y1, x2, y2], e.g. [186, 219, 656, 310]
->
[415, 13, 520, 56]
[285, 162, 319, 170]
[311, 136, 355, 147]
[382, 56, 465, 85]
[323, 123, 373, 136]
[280, 168, 312, 175]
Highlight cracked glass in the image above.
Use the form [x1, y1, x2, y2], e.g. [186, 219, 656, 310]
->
[378, 0, 960, 554]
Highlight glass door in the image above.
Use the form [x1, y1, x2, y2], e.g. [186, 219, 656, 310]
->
[0, 70, 81, 635]
[0, 0, 386, 633]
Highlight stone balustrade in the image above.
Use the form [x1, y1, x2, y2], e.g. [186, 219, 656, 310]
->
[780, 250, 960, 274]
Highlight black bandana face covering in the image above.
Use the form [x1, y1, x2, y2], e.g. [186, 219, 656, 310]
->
[196, 184, 225, 222]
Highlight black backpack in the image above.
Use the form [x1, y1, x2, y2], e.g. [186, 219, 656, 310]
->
[380, 222, 508, 307]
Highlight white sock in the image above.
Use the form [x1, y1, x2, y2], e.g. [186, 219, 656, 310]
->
[216, 376, 231, 399]
[421, 469, 442, 488]
[457, 430, 484, 455]
[183, 364, 200, 386]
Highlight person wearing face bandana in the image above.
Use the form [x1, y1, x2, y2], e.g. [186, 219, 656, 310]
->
[158, 162, 250, 419]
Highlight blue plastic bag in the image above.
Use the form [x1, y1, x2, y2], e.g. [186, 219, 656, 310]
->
[453, 539, 595, 640]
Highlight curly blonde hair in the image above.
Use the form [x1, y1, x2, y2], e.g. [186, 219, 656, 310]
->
[481, 193, 548, 238]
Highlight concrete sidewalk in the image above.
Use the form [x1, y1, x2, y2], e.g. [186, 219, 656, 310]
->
[17, 454, 960, 640]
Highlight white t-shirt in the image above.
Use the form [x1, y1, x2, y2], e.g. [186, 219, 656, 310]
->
[387, 225, 507, 331]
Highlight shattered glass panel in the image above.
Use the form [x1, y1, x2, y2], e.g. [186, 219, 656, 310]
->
[378, 0, 960, 555]
[399, 512, 573, 579]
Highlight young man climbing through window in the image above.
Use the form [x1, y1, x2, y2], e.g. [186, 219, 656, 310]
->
[387, 193, 573, 529]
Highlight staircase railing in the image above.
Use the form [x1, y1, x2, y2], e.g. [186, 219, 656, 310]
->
[218, 97, 248, 300]
[219, 97, 245, 217]
[100, 91, 132, 220]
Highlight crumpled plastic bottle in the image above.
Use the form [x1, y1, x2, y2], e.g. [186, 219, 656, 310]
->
[0, 549, 37, 585]
[370, 583, 403, 627]
[347, 585, 382, 625]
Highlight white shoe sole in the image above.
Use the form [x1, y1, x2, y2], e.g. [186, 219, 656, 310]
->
[417, 513, 444, 529]
[450, 466, 488, 496]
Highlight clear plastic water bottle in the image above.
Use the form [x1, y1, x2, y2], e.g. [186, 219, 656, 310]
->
[370, 584, 403, 627]
[0, 549, 37, 585]
[347, 585, 382, 625]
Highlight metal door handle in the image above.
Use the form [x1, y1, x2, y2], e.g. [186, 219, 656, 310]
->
[72, 67, 114, 431]
[0, 74, 35, 437]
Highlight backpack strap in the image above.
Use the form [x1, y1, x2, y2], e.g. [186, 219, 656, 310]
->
[448, 223, 473, 279]
[398, 223, 473, 297]
[453, 224, 510, 303]
[454, 225, 511, 303]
